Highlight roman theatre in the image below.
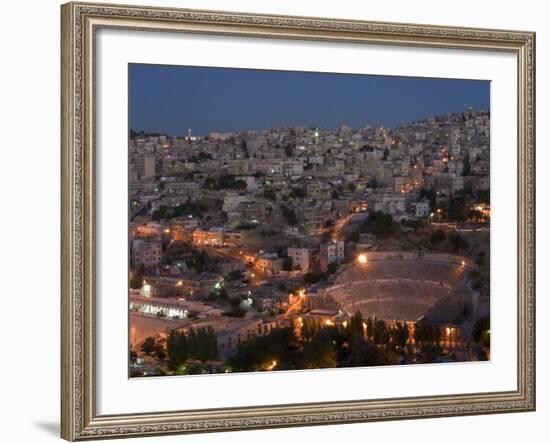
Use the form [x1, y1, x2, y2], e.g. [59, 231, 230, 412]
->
[310, 251, 478, 325]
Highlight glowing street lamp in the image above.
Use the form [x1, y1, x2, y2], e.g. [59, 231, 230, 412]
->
[266, 360, 278, 370]
[357, 254, 367, 264]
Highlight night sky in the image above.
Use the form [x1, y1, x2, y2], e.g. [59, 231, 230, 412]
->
[129, 64, 490, 137]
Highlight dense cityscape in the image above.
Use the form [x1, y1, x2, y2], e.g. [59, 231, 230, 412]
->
[129, 107, 491, 377]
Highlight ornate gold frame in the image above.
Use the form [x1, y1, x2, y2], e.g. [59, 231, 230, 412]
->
[61, 2, 536, 440]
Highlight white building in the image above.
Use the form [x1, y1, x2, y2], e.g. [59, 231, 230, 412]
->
[287, 247, 310, 272]
[373, 193, 406, 214]
[320, 240, 344, 270]
[134, 153, 156, 180]
[412, 198, 431, 217]
[222, 194, 250, 213]
[132, 238, 162, 268]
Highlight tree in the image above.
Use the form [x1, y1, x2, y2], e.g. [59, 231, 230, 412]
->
[229, 296, 242, 308]
[449, 232, 469, 252]
[153, 343, 166, 360]
[366, 211, 397, 238]
[303, 271, 323, 285]
[167, 330, 188, 370]
[348, 335, 396, 367]
[227, 327, 297, 372]
[263, 189, 277, 201]
[130, 263, 145, 289]
[402, 218, 425, 232]
[140, 336, 156, 355]
[349, 311, 365, 338]
[301, 335, 337, 369]
[187, 327, 218, 362]
[367, 178, 379, 189]
[326, 262, 338, 275]
[462, 154, 471, 176]
[366, 317, 374, 339]
[433, 325, 442, 346]
[430, 229, 446, 244]
[374, 320, 390, 345]
[448, 195, 467, 222]
[392, 322, 410, 349]
[241, 140, 250, 158]
[290, 187, 306, 199]
[420, 188, 437, 208]
[301, 318, 320, 342]
[284, 144, 294, 157]
[280, 205, 298, 226]
[414, 321, 425, 345]
[218, 287, 228, 300]
[472, 315, 490, 347]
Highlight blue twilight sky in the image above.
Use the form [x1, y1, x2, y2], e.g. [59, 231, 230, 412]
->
[129, 64, 490, 137]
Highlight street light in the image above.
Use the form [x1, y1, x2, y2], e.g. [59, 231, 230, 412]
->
[357, 254, 367, 264]
[266, 360, 278, 370]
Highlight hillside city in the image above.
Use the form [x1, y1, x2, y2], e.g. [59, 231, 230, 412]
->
[129, 108, 491, 377]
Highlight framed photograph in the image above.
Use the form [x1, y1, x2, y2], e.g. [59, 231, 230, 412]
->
[61, 1, 536, 440]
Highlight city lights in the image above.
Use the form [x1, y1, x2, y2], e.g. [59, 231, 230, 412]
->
[128, 81, 490, 379]
[266, 360, 278, 371]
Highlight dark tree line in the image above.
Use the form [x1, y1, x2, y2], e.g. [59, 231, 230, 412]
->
[226, 312, 415, 373]
[166, 327, 218, 371]
[152, 200, 205, 221]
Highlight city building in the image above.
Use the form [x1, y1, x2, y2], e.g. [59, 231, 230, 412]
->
[287, 247, 310, 272]
[320, 240, 345, 271]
